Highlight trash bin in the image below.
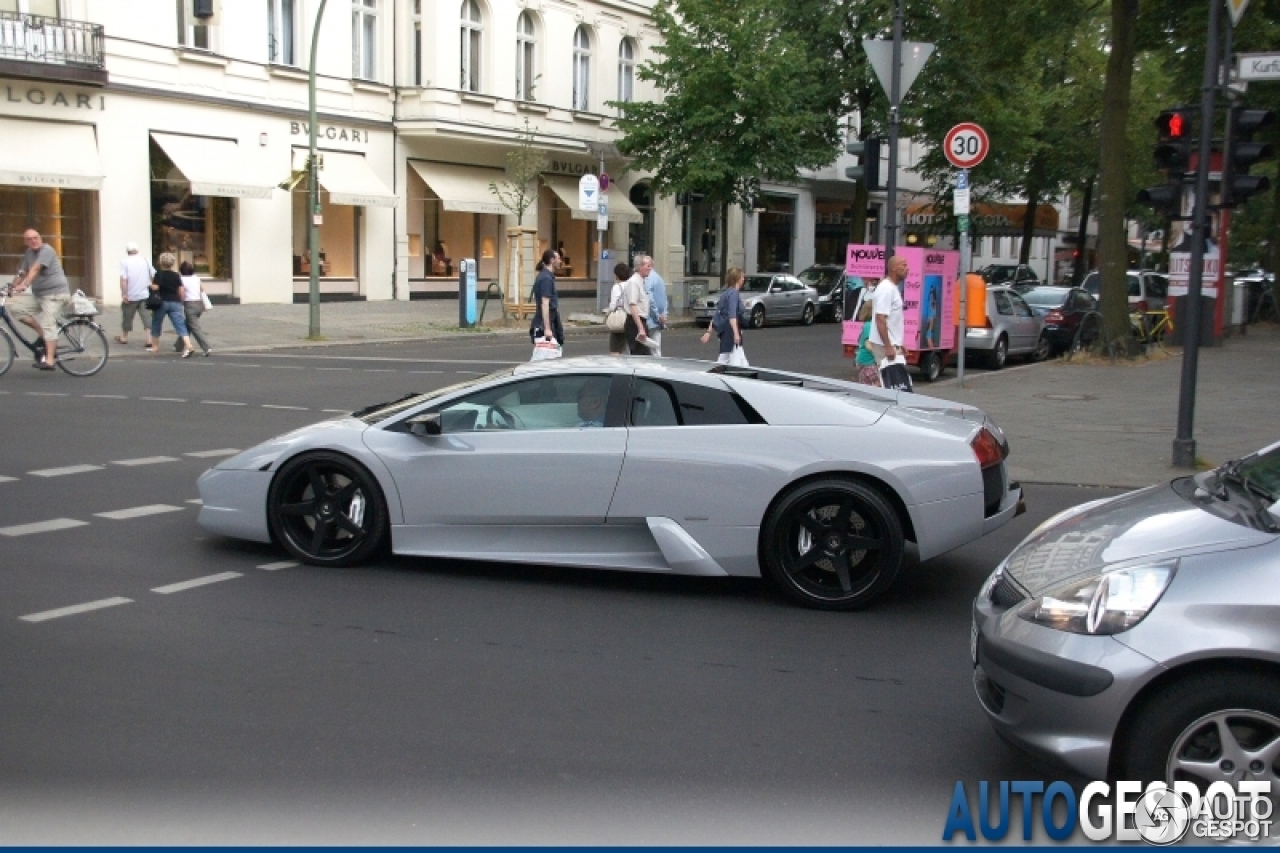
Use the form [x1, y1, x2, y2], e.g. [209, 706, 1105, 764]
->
[1232, 278, 1248, 328]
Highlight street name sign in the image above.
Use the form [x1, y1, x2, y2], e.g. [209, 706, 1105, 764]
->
[944, 123, 989, 170]
[1238, 52, 1280, 81]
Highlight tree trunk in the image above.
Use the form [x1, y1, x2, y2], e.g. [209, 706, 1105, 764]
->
[1096, 0, 1140, 353]
[1018, 155, 1046, 267]
[1073, 177, 1094, 285]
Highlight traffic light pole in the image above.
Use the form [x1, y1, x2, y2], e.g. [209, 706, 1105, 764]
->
[306, 0, 329, 341]
[1172, 0, 1222, 470]
[884, 0, 903, 257]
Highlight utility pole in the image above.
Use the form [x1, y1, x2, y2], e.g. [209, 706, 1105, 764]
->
[884, 0, 903, 258]
[307, 0, 329, 340]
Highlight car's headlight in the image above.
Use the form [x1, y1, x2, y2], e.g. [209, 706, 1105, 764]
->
[743, 298, 759, 307]
[1018, 561, 1176, 635]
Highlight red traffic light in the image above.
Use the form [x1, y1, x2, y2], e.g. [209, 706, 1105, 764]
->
[1155, 107, 1193, 141]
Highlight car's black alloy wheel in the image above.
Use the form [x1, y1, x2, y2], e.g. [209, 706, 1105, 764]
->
[750, 305, 766, 329]
[268, 451, 388, 566]
[1117, 670, 1280, 803]
[1031, 334, 1051, 362]
[761, 478, 905, 611]
[990, 335, 1008, 369]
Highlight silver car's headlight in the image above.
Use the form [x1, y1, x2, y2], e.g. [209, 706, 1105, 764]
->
[743, 298, 758, 307]
[1018, 561, 1176, 635]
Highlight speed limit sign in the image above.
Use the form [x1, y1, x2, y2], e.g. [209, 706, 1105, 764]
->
[944, 123, 989, 170]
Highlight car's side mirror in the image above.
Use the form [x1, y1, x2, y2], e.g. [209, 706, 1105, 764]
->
[407, 413, 442, 437]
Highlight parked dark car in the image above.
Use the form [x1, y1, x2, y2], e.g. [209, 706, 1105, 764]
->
[979, 264, 1040, 289]
[795, 264, 847, 322]
[1019, 286, 1096, 353]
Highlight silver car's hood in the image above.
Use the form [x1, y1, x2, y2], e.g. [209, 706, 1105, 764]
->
[214, 417, 368, 471]
[1003, 482, 1277, 595]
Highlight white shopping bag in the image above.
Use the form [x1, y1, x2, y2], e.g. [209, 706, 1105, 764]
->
[727, 345, 749, 367]
[531, 338, 562, 362]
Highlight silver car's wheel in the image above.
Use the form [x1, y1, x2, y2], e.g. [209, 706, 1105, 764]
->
[268, 452, 388, 567]
[761, 478, 904, 611]
[800, 303, 815, 326]
[1118, 671, 1280, 803]
[750, 305, 766, 329]
[989, 335, 1008, 369]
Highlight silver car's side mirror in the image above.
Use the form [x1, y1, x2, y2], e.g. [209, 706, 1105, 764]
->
[407, 413, 442, 437]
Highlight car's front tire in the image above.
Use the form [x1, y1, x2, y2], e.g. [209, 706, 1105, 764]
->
[750, 305, 766, 329]
[800, 303, 815, 326]
[829, 299, 844, 324]
[268, 451, 388, 567]
[1116, 669, 1280, 794]
[760, 478, 905, 611]
[1030, 334, 1051, 362]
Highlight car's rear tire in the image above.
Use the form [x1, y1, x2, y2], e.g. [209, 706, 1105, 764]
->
[830, 299, 844, 324]
[988, 335, 1009, 369]
[1030, 334, 1051, 362]
[761, 478, 905, 611]
[268, 451, 388, 567]
[1116, 670, 1280, 802]
[919, 350, 943, 382]
[800, 303, 815, 326]
[750, 305, 766, 329]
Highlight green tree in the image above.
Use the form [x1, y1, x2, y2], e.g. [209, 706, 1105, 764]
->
[489, 118, 545, 226]
[611, 0, 839, 282]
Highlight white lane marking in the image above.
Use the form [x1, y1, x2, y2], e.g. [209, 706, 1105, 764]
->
[94, 504, 185, 520]
[455, 370, 487, 375]
[84, 394, 128, 399]
[270, 365, 304, 370]
[186, 498, 203, 505]
[222, 363, 260, 368]
[21, 597, 133, 623]
[221, 354, 516, 365]
[257, 561, 299, 571]
[140, 396, 186, 402]
[262, 404, 308, 410]
[0, 475, 17, 483]
[0, 517, 89, 537]
[364, 369, 395, 373]
[410, 370, 444, 374]
[322, 409, 348, 413]
[111, 456, 179, 467]
[201, 400, 248, 406]
[26, 391, 70, 397]
[316, 367, 352, 371]
[185, 448, 241, 458]
[29, 464, 103, 478]
[152, 572, 242, 594]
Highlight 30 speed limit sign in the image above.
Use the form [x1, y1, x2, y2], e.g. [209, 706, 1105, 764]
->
[944, 123, 989, 169]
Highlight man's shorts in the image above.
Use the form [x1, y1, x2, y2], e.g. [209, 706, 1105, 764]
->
[9, 291, 68, 339]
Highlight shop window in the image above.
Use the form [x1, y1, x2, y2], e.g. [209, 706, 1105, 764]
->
[539, 184, 595, 280]
[681, 197, 720, 277]
[572, 26, 591, 111]
[755, 194, 795, 273]
[0, 186, 92, 294]
[515, 11, 536, 100]
[407, 167, 501, 282]
[814, 199, 854, 265]
[291, 188, 357, 278]
[268, 0, 296, 65]
[460, 0, 481, 92]
[150, 138, 231, 279]
[627, 182, 653, 259]
[617, 38, 634, 106]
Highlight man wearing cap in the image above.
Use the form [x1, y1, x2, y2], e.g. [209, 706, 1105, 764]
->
[118, 241, 155, 347]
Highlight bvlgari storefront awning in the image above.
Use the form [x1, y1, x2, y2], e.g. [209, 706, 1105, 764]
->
[152, 132, 276, 199]
[0, 118, 103, 190]
[905, 202, 1060, 237]
[294, 148, 396, 208]
[408, 161, 506, 214]
[542, 176, 644, 225]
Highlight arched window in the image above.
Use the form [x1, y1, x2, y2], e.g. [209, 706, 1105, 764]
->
[516, 11, 536, 100]
[617, 38, 635, 105]
[460, 0, 482, 92]
[572, 26, 591, 111]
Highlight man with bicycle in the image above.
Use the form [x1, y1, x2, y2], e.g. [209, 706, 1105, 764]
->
[10, 228, 69, 370]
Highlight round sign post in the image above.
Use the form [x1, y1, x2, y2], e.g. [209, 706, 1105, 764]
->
[943, 122, 989, 170]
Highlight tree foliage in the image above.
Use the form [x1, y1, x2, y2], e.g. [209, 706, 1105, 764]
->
[489, 118, 545, 226]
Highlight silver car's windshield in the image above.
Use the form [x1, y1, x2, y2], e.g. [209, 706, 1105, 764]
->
[354, 369, 514, 424]
[1234, 444, 1280, 501]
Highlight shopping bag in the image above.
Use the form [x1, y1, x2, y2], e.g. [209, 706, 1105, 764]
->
[727, 345, 749, 367]
[879, 355, 913, 392]
[531, 338, 562, 362]
[201, 292, 213, 310]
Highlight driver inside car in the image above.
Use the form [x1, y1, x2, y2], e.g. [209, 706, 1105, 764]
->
[576, 383, 607, 428]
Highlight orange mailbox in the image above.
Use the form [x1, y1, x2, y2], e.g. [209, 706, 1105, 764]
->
[953, 273, 987, 328]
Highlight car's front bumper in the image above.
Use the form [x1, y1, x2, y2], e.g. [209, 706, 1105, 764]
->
[197, 467, 272, 543]
[971, 594, 1161, 779]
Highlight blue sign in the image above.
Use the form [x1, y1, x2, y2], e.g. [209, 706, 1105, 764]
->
[956, 169, 970, 190]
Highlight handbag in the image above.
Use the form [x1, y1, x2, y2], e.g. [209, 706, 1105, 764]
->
[879, 355, 914, 393]
[144, 290, 163, 311]
[605, 307, 627, 332]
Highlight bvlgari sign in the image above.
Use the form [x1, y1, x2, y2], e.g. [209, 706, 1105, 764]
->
[3, 84, 104, 110]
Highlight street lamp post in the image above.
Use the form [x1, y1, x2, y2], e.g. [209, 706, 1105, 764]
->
[306, 0, 329, 340]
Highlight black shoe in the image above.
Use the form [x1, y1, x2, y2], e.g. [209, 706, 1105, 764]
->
[35, 362, 55, 371]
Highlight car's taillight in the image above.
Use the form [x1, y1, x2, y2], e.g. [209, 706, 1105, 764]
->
[1045, 310, 1064, 324]
[971, 428, 1005, 470]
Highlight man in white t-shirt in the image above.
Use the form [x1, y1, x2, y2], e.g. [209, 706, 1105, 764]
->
[117, 242, 155, 347]
[867, 254, 907, 363]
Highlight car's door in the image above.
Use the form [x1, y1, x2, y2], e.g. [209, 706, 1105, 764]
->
[363, 373, 629, 531]
[763, 276, 793, 321]
[1008, 291, 1041, 352]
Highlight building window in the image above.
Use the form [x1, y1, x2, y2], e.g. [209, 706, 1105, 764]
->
[515, 11, 536, 101]
[268, 0, 295, 65]
[412, 0, 422, 86]
[352, 0, 377, 81]
[150, 138, 231, 279]
[755, 194, 796, 273]
[682, 197, 719, 276]
[628, 182, 653, 259]
[7, 0, 60, 17]
[572, 26, 590, 112]
[176, 0, 210, 49]
[0, 187, 92, 295]
[291, 187, 358, 279]
[617, 38, 634, 106]
[460, 0, 481, 92]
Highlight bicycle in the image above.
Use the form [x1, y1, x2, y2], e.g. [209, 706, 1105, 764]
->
[1252, 287, 1280, 324]
[0, 286, 109, 377]
[1130, 308, 1173, 350]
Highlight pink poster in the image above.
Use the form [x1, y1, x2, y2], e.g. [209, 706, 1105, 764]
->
[841, 243, 889, 346]
[919, 249, 959, 350]
[896, 247, 927, 351]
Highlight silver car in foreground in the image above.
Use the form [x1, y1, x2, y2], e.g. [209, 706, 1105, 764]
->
[973, 440, 1280, 786]
[198, 357, 1023, 611]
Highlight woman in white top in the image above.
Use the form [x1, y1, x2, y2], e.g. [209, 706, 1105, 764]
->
[178, 262, 212, 356]
[607, 263, 630, 355]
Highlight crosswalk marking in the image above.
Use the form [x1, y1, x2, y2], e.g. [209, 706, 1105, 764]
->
[184, 449, 241, 458]
[111, 456, 179, 467]
[94, 504, 185, 520]
[151, 572, 242, 594]
[0, 518, 89, 537]
[29, 464, 103, 478]
[257, 561, 299, 571]
[21, 597, 133, 623]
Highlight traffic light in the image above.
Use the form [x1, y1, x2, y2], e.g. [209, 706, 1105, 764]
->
[1222, 105, 1276, 207]
[1138, 106, 1195, 218]
[845, 136, 882, 191]
[1136, 184, 1183, 218]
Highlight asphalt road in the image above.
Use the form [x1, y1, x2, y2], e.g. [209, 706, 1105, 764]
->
[0, 326, 1116, 844]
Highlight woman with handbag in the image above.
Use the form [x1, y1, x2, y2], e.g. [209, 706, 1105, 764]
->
[147, 253, 196, 357]
[176, 261, 213, 357]
[606, 263, 631, 355]
[700, 267, 747, 365]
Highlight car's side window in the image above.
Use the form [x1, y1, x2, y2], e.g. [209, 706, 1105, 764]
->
[1127, 275, 1142, 297]
[628, 378, 758, 427]
[1011, 294, 1034, 317]
[629, 378, 679, 427]
[994, 291, 1014, 316]
[436, 374, 614, 432]
[1148, 275, 1168, 298]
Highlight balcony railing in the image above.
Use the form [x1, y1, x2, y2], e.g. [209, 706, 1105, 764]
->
[0, 11, 106, 83]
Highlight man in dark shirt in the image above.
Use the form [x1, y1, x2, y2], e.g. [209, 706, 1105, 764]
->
[530, 249, 564, 346]
[10, 229, 69, 370]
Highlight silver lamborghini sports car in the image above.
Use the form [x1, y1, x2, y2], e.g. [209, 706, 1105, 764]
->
[197, 357, 1023, 610]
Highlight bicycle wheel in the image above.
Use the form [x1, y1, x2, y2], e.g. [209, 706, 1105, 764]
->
[0, 327, 14, 376]
[1070, 311, 1103, 357]
[55, 319, 109, 377]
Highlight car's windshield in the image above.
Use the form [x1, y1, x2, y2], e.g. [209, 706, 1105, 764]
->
[797, 267, 840, 291]
[354, 369, 514, 424]
[1231, 443, 1280, 502]
[742, 277, 771, 293]
[1021, 288, 1070, 307]
[981, 265, 1014, 283]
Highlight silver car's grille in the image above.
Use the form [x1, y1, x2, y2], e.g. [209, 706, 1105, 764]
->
[990, 574, 1026, 608]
